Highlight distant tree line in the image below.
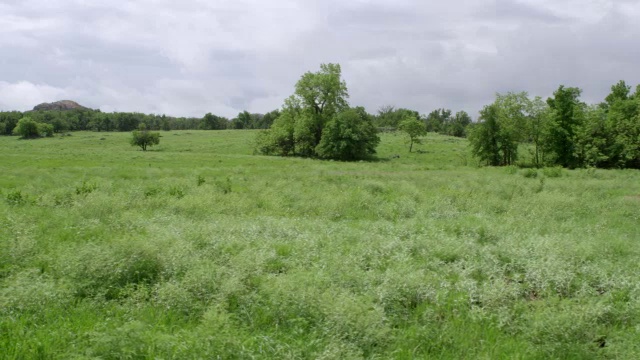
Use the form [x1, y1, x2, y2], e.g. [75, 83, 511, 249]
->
[469, 81, 640, 169]
[0, 108, 281, 136]
[373, 106, 472, 138]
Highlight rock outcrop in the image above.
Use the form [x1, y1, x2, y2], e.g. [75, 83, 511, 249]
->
[32, 100, 88, 111]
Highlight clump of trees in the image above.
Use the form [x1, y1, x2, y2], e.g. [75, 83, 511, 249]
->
[12, 117, 54, 139]
[373, 106, 472, 138]
[424, 109, 472, 137]
[130, 124, 160, 151]
[469, 81, 640, 169]
[255, 63, 380, 160]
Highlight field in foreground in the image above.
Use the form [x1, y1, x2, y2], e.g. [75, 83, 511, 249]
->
[1, 130, 639, 359]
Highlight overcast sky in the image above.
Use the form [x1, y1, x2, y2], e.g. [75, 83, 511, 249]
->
[1, 0, 639, 119]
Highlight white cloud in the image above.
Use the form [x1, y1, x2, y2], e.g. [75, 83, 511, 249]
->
[0, 81, 72, 111]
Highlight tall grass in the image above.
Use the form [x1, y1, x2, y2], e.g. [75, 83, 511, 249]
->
[1, 131, 639, 359]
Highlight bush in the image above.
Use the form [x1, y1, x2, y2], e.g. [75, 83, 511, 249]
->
[12, 117, 41, 138]
[130, 124, 160, 151]
[38, 123, 54, 137]
[315, 107, 380, 160]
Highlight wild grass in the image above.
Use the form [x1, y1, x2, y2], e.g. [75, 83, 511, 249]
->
[1, 130, 639, 359]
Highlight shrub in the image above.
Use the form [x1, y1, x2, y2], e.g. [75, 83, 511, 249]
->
[130, 123, 160, 151]
[12, 117, 41, 138]
[315, 107, 380, 160]
[38, 123, 54, 137]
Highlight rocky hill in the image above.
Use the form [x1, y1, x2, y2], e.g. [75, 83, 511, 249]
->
[32, 100, 89, 111]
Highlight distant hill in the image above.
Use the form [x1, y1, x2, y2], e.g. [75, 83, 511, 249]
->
[32, 100, 91, 111]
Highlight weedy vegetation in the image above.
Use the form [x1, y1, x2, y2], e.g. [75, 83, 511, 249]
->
[1, 130, 639, 359]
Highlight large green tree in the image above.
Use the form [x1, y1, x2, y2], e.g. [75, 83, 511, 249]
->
[469, 104, 502, 166]
[545, 86, 584, 168]
[256, 64, 379, 160]
[469, 92, 537, 166]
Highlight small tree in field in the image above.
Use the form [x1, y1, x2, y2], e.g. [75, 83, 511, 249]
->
[398, 115, 427, 152]
[130, 123, 160, 151]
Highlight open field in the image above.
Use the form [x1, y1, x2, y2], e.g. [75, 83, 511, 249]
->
[1, 130, 640, 359]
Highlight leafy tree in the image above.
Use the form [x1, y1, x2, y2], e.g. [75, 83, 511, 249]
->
[256, 63, 378, 160]
[130, 124, 160, 151]
[545, 86, 584, 168]
[602, 84, 640, 168]
[315, 107, 379, 160]
[525, 96, 550, 166]
[493, 92, 529, 165]
[469, 104, 502, 166]
[574, 105, 609, 167]
[12, 117, 41, 139]
[201, 113, 227, 130]
[231, 111, 253, 129]
[398, 115, 427, 152]
[603, 80, 630, 109]
[469, 92, 531, 166]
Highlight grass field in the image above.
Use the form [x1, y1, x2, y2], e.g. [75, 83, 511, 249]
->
[1, 130, 639, 359]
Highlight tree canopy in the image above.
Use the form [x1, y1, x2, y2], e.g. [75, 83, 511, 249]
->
[255, 63, 379, 160]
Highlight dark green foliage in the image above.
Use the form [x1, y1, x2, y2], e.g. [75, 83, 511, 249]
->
[200, 113, 228, 130]
[0, 111, 22, 135]
[424, 108, 451, 133]
[469, 104, 502, 166]
[375, 106, 420, 128]
[315, 107, 380, 160]
[130, 124, 160, 151]
[424, 109, 472, 137]
[546, 86, 584, 168]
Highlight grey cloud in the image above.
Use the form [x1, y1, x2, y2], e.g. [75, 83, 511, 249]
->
[478, 0, 569, 24]
[0, 0, 639, 119]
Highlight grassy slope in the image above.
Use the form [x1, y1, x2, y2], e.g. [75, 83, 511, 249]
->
[1, 131, 639, 359]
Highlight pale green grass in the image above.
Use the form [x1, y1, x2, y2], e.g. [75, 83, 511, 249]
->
[1, 130, 639, 359]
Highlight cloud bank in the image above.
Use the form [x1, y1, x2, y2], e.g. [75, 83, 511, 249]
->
[1, 0, 639, 118]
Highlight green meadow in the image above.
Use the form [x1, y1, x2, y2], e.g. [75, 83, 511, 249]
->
[1, 130, 639, 359]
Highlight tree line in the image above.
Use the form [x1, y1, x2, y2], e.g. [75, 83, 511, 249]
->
[468, 81, 640, 169]
[0, 108, 283, 136]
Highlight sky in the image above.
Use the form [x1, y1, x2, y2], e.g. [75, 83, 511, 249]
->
[1, 0, 639, 119]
